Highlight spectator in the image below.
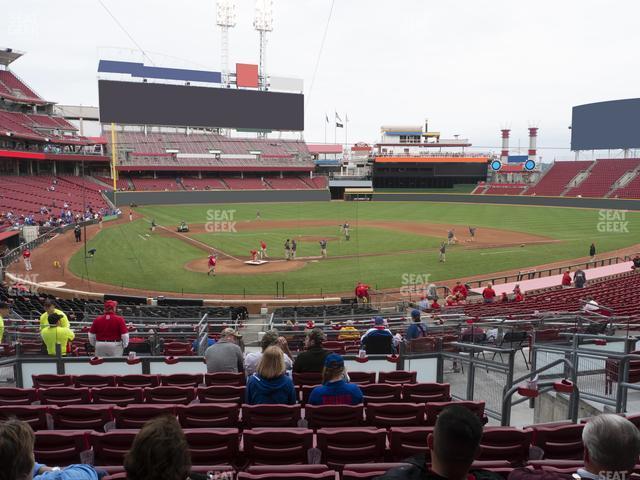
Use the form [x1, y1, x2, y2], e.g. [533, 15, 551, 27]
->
[245, 329, 293, 376]
[39, 299, 69, 331]
[405, 309, 427, 341]
[452, 281, 468, 299]
[514, 289, 524, 302]
[561, 270, 572, 288]
[582, 297, 600, 313]
[0, 301, 8, 344]
[361, 316, 394, 343]
[431, 298, 441, 310]
[41, 312, 74, 356]
[355, 282, 371, 303]
[574, 268, 587, 288]
[88, 300, 129, 357]
[632, 255, 640, 271]
[308, 353, 363, 406]
[445, 295, 457, 307]
[375, 405, 500, 480]
[191, 336, 215, 354]
[482, 284, 496, 303]
[0, 418, 103, 480]
[337, 320, 361, 341]
[418, 295, 429, 311]
[204, 328, 244, 374]
[246, 346, 296, 405]
[426, 283, 438, 301]
[293, 328, 330, 373]
[500, 292, 509, 303]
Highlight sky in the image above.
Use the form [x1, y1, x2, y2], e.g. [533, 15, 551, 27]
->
[5, 0, 640, 162]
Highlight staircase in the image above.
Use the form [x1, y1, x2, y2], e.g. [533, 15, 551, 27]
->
[560, 162, 596, 196]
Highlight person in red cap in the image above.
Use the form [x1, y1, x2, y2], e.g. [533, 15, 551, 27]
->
[89, 300, 129, 357]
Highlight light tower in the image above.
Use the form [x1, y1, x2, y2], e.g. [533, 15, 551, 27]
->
[216, 0, 237, 86]
[254, 0, 273, 90]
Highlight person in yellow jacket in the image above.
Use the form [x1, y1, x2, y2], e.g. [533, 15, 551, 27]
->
[41, 313, 75, 356]
[337, 320, 361, 341]
[39, 299, 69, 331]
[0, 302, 8, 343]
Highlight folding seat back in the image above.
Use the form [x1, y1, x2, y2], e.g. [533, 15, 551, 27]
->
[479, 427, 532, 466]
[238, 472, 337, 480]
[197, 385, 245, 404]
[0, 405, 48, 430]
[163, 341, 192, 356]
[160, 373, 203, 388]
[388, 426, 433, 461]
[177, 403, 240, 428]
[305, 404, 364, 429]
[51, 405, 113, 431]
[0, 387, 37, 405]
[402, 383, 451, 403]
[247, 466, 330, 475]
[300, 385, 321, 406]
[74, 375, 116, 388]
[243, 404, 302, 428]
[116, 374, 159, 388]
[347, 372, 376, 385]
[343, 463, 411, 480]
[425, 401, 486, 426]
[183, 428, 240, 465]
[365, 402, 425, 428]
[204, 372, 245, 386]
[39, 387, 91, 406]
[34, 430, 89, 466]
[378, 371, 417, 385]
[317, 427, 387, 468]
[323, 341, 347, 354]
[91, 386, 144, 406]
[90, 430, 138, 466]
[293, 372, 323, 387]
[144, 386, 195, 405]
[360, 383, 402, 404]
[243, 428, 313, 465]
[113, 404, 175, 429]
[528, 423, 585, 460]
[527, 460, 584, 473]
[32, 374, 73, 388]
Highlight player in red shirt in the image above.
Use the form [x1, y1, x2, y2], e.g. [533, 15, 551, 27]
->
[22, 247, 32, 271]
[482, 284, 496, 303]
[89, 300, 129, 357]
[260, 240, 268, 259]
[207, 253, 217, 276]
[452, 281, 468, 299]
[250, 249, 259, 262]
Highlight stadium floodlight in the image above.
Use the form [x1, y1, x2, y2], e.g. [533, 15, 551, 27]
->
[216, 0, 237, 86]
[253, 0, 273, 90]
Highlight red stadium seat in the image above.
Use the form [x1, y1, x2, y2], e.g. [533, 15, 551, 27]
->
[50, 405, 113, 431]
[38, 387, 91, 406]
[323, 341, 347, 354]
[238, 472, 337, 480]
[317, 427, 387, 468]
[243, 404, 302, 428]
[246, 466, 331, 475]
[348, 372, 376, 385]
[34, 430, 89, 466]
[74, 375, 116, 388]
[204, 372, 246, 386]
[527, 423, 585, 460]
[116, 374, 160, 388]
[163, 341, 193, 356]
[113, 404, 175, 429]
[378, 371, 417, 385]
[365, 402, 426, 428]
[0, 405, 49, 430]
[176, 403, 240, 428]
[0, 387, 37, 405]
[293, 372, 323, 387]
[183, 428, 240, 465]
[91, 386, 144, 406]
[32, 374, 73, 388]
[197, 385, 245, 404]
[304, 404, 364, 429]
[300, 385, 321, 406]
[343, 463, 411, 480]
[160, 373, 203, 388]
[425, 401, 486, 426]
[144, 386, 195, 405]
[359, 383, 402, 403]
[402, 383, 451, 403]
[90, 430, 137, 465]
[479, 427, 532, 466]
[243, 428, 313, 465]
[388, 426, 433, 461]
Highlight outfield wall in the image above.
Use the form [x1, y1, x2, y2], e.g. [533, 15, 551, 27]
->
[372, 193, 640, 210]
[106, 189, 331, 206]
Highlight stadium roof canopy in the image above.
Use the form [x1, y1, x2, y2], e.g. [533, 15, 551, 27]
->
[0, 47, 24, 67]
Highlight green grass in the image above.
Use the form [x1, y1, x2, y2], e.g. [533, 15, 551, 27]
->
[68, 202, 640, 295]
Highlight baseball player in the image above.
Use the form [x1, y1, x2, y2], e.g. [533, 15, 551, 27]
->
[22, 247, 32, 271]
[150, 218, 157, 232]
[250, 249, 259, 262]
[439, 242, 447, 263]
[447, 229, 455, 245]
[284, 239, 291, 260]
[128, 210, 133, 222]
[342, 222, 351, 241]
[74, 224, 81, 243]
[319, 239, 327, 258]
[256, 210, 261, 220]
[291, 239, 297, 259]
[207, 253, 217, 276]
[469, 226, 476, 242]
[260, 240, 268, 259]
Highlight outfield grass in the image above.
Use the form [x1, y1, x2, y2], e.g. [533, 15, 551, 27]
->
[68, 202, 640, 295]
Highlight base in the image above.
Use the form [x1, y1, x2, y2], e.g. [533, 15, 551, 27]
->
[244, 260, 269, 266]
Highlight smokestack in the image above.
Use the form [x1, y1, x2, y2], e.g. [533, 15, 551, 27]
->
[528, 127, 538, 164]
[501, 129, 510, 163]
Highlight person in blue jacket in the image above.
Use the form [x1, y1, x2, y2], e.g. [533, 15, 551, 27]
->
[308, 353, 364, 405]
[246, 345, 297, 405]
[405, 309, 428, 341]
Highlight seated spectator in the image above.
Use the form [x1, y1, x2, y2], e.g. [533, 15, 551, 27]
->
[361, 316, 396, 353]
[452, 281, 468, 299]
[308, 354, 363, 405]
[361, 316, 394, 343]
[375, 405, 500, 480]
[561, 270, 572, 287]
[514, 290, 524, 302]
[204, 328, 244, 374]
[41, 312, 75, 356]
[191, 336, 215, 354]
[405, 309, 427, 340]
[632, 255, 640, 271]
[124, 415, 214, 480]
[338, 320, 361, 341]
[426, 283, 438, 301]
[431, 298, 441, 310]
[445, 295, 457, 307]
[294, 327, 330, 373]
[0, 418, 103, 480]
[246, 346, 296, 405]
[245, 329, 293, 377]
[418, 295, 430, 311]
[582, 297, 600, 313]
[482, 283, 496, 303]
[500, 292, 509, 303]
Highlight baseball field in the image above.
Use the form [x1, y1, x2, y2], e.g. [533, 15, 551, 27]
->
[52, 201, 638, 296]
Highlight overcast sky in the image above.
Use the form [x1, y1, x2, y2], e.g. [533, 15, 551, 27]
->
[5, 0, 639, 162]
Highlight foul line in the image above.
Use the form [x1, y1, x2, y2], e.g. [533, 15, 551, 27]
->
[154, 223, 243, 263]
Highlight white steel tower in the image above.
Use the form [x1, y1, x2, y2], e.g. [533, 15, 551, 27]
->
[254, 0, 273, 90]
[216, 0, 237, 86]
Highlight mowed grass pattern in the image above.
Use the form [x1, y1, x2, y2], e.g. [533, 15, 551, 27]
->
[68, 202, 640, 295]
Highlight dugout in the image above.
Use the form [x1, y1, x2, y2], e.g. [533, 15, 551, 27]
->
[344, 188, 374, 201]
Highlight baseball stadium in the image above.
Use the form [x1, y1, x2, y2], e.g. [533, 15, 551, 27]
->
[1, 1, 640, 479]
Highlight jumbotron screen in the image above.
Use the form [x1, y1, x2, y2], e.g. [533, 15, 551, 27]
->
[98, 80, 304, 131]
[571, 98, 640, 150]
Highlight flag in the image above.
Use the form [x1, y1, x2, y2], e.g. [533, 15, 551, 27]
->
[325, 113, 329, 123]
[336, 121, 343, 128]
[335, 112, 343, 128]
[345, 113, 349, 123]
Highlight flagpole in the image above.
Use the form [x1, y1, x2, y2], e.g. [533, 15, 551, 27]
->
[334, 110, 337, 145]
[324, 113, 327, 144]
[345, 113, 348, 148]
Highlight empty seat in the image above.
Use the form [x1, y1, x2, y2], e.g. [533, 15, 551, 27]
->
[116, 374, 160, 388]
[238, 472, 337, 480]
[243, 404, 302, 428]
[305, 404, 364, 429]
[378, 371, 417, 385]
[92, 386, 144, 406]
[144, 386, 195, 405]
[183, 428, 240, 465]
[243, 428, 313, 465]
[50, 405, 113, 430]
[528, 423, 585, 460]
[204, 372, 246, 386]
[388, 426, 433, 461]
[177, 403, 240, 428]
[402, 383, 451, 403]
[479, 427, 532, 466]
[0, 387, 37, 405]
[317, 427, 387, 468]
[90, 430, 137, 465]
[300, 385, 321, 406]
[348, 372, 376, 385]
[160, 373, 203, 388]
[425, 401, 486, 426]
[293, 372, 323, 387]
[35, 430, 89, 466]
[74, 375, 116, 388]
[39, 387, 91, 406]
[32, 374, 73, 388]
[197, 385, 245, 404]
[366, 403, 426, 428]
[343, 463, 411, 480]
[0, 405, 48, 430]
[360, 384, 402, 403]
[163, 341, 193, 356]
[113, 404, 175, 429]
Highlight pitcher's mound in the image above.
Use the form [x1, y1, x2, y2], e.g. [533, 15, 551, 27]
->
[185, 257, 306, 275]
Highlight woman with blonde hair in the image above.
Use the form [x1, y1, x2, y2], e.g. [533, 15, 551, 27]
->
[246, 345, 297, 405]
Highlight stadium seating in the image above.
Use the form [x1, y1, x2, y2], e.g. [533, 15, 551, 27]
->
[565, 159, 640, 197]
[524, 161, 593, 196]
[482, 184, 527, 195]
[0, 70, 43, 101]
[130, 177, 183, 191]
[610, 170, 640, 198]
